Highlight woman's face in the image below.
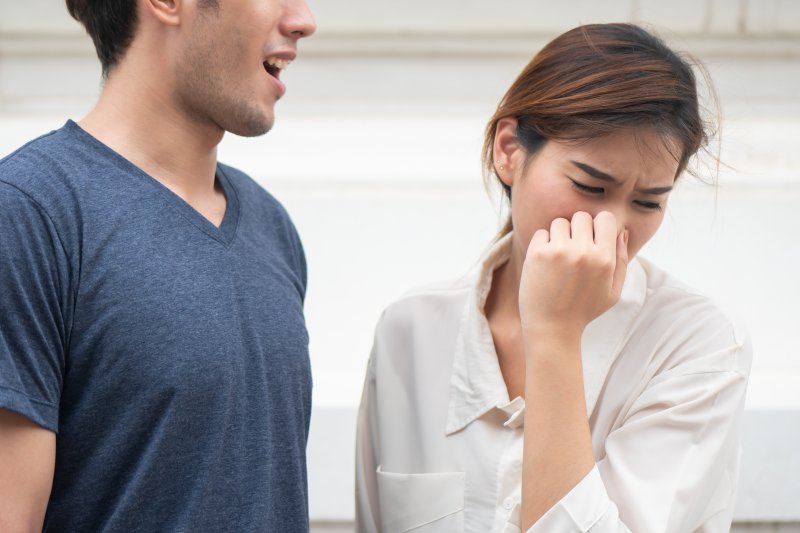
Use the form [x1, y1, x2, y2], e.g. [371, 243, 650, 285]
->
[496, 122, 681, 265]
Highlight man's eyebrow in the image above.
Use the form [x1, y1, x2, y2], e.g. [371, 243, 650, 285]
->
[570, 160, 673, 195]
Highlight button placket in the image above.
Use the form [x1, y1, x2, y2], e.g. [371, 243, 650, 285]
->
[492, 426, 524, 531]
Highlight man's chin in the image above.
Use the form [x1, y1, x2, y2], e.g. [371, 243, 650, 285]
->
[228, 119, 273, 138]
[222, 106, 274, 137]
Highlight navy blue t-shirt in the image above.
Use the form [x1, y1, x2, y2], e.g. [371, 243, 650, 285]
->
[0, 121, 311, 532]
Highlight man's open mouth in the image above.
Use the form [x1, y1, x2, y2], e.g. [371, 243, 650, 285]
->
[264, 57, 290, 79]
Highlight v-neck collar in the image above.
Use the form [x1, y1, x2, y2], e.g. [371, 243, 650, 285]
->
[67, 120, 240, 247]
[445, 233, 647, 435]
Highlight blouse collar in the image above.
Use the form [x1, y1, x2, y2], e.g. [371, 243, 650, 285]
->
[445, 233, 647, 435]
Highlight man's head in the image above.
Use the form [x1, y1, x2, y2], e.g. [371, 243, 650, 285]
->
[67, 0, 316, 136]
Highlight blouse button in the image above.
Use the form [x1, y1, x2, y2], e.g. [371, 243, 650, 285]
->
[503, 497, 515, 510]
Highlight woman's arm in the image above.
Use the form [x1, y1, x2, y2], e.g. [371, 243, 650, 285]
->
[518, 211, 627, 529]
[521, 332, 596, 526]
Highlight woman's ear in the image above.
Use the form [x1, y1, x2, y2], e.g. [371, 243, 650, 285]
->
[493, 117, 520, 188]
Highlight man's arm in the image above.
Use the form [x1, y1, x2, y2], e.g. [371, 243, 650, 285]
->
[0, 408, 55, 533]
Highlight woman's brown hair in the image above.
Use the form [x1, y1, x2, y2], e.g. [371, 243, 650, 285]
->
[482, 23, 715, 237]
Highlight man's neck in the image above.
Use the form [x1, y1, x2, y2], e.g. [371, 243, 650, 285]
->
[78, 66, 224, 203]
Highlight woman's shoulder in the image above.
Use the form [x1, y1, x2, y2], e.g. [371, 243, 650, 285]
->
[637, 257, 743, 327]
[368, 273, 480, 363]
[377, 275, 474, 328]
[633, 257, 751, 375]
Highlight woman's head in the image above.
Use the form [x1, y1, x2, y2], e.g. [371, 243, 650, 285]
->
[483, 23, 714, 243]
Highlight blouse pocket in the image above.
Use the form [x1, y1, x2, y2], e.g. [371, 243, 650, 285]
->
[376, 465, 465, 532]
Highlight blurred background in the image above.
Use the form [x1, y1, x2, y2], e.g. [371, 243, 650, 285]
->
[1, 0, 798, 531]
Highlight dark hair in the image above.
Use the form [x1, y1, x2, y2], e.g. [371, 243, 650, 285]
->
[66, 0, 139, 78]
[482, 23, 716, 237]
[66, 0, 219, 78]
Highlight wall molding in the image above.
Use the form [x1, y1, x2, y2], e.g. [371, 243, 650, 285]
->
[2, 31, 800, 59]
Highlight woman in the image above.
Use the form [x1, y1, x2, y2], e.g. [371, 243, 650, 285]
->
[356, 23, 751, 532]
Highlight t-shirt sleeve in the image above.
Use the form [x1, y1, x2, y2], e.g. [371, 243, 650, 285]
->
[0, 182, 72, 432]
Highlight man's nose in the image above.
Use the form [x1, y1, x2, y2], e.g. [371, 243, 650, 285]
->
[283, 0, 317, 39]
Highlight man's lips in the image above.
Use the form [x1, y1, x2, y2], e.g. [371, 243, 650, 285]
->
[262, 52, 295, 97]
[263, 64, 286, 97]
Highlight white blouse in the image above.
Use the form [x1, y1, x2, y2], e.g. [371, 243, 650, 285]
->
[356, 234, 751, 533]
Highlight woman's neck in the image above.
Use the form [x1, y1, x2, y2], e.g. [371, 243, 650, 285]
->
[485, 247, 527, 399]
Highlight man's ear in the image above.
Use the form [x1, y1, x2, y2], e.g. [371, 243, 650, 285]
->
[142, 0, 182, 26]
[493, 117, 520, 188]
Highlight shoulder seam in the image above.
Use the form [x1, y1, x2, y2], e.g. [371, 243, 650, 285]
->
[0, 129, 60, 170]
[0, 181, 74, 281]
[390, 278, 472, 303]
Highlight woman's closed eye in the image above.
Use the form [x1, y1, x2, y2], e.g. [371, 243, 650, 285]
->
[633, 199, 663, 211]
[571, 177, 664, 211]
[569, 178, 604, 195]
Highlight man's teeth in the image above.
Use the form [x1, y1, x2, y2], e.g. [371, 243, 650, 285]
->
[265, 57, 290, 70]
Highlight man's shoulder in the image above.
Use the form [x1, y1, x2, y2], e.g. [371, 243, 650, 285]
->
[0, 121, 91, 199]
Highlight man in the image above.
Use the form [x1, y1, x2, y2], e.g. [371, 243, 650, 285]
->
[0, 0, 316, 530]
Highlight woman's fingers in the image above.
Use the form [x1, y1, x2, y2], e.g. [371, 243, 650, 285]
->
[593, 212, 627, 297]
[592, 211, 618, 254]
[549, 217, 571, 242]
[612, 230, 629, 298]
[531, 228, 550, 246]
[570, 211, 594, 244]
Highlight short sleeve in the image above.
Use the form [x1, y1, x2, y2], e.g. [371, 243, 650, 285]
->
[0, 182, 72, 431]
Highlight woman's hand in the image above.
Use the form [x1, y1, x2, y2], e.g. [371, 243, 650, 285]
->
[519, 211, 629, 341]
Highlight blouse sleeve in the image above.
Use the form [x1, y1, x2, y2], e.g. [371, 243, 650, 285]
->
[507, 326, 751, 532]
[355, 352, 381, 533]
[502, 466, 629, 533]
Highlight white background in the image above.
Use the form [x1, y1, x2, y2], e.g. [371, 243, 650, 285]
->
[2, 0, 799, 529]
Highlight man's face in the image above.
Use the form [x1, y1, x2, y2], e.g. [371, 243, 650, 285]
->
[174, 0, 316, 137]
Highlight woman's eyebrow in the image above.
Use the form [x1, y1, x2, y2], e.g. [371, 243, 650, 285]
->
[571, 160, 618, 183]
[570, 160, 673, 195]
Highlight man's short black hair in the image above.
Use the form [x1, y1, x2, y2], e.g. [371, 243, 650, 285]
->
[66, 0, 219, 78]
[66, 0, 139, 78]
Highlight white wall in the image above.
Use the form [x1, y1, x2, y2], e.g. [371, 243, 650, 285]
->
[2, 0, 799, 529]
